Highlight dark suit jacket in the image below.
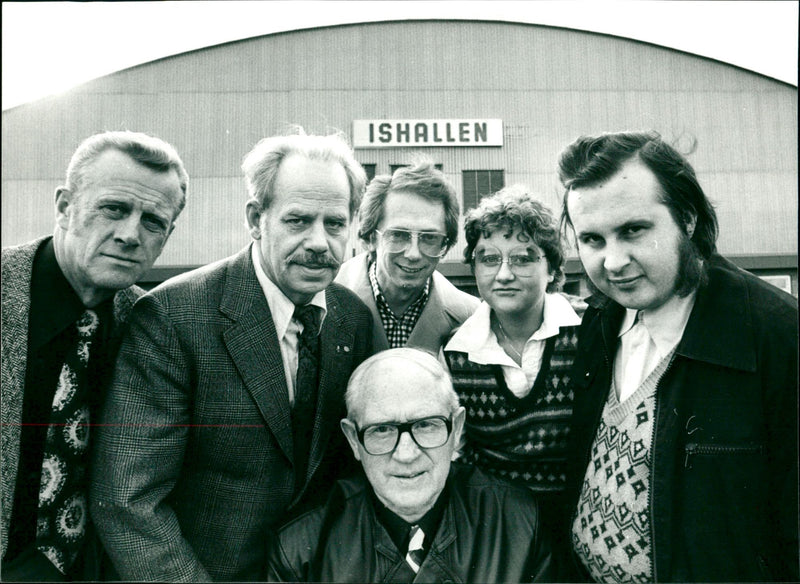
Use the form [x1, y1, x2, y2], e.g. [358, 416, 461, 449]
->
[1, 236, 141, 560]
[90, 245, 374, 582]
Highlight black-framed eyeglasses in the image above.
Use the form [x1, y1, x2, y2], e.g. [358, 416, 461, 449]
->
[375, 229, 449, 258]
[471, 245, 543, 277]
[355, 415, 453, 455]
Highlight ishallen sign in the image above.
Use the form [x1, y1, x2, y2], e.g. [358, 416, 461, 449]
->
[353, 119, 503, 148]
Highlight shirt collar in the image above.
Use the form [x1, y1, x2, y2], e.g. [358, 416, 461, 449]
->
[618, 291, 697, 356]
[445, 293, 581, 364]
[29, 238, 93, 350]
[373, 478, 448, 554]
[251, 244, 326, 339]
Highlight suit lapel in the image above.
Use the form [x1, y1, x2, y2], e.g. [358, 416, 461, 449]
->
[0, 238, 43, 553]
[221, 247, 294, 462]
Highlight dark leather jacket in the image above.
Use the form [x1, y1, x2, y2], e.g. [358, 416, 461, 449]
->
[566, 255, 799, 582]
[266, 463, 554, 583]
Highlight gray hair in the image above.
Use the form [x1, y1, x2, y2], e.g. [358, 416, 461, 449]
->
[241, 128, 366, 217]
[65, 130, 189, 217]
[345, 348, 460, 423]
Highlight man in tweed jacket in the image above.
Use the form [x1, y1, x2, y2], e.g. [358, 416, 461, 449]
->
[90, 131, 375, 582]
[1, 131, 188, 580]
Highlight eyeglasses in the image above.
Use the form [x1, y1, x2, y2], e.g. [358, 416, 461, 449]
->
[355, 415, 453, 455]
[472, 246, 544, 277]
[375, 229, 449, 258]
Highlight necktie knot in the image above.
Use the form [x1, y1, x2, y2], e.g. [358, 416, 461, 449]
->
[294, 304, 320, 338]
[405, 524, 426, 573]
[76, 309, 100, 339]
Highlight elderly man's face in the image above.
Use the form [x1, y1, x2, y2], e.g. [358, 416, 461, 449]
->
[55, 149, 182, 304]
[371, 190, 447, 302]
[341, 360, 465, 523]
[567, 158, 691, 311]
[246, 154, 351, 305]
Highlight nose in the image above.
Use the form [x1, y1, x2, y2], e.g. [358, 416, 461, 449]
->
[304, 220, 329, 253]
[602, 240, 631, 274]
[403, 234, 422, 261]
[494, 260, 515, 282]
[392, 430, 422, 463]
[115, 214, 141, 247]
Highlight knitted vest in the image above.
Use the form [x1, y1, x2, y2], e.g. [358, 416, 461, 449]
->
[444, 324, 579, 494]
[571, 350, 674, 583]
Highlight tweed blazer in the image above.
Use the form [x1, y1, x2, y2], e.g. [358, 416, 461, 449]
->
[90, 244, 374, 582]
[1, 236, 141, 559]
[335, 252, 479, 355]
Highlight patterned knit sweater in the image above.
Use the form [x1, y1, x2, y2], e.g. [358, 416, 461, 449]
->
[444, 324, 579, 496]
[571, 350, 674, 583]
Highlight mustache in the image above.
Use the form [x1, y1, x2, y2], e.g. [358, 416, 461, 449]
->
[288, 252, 340, 270]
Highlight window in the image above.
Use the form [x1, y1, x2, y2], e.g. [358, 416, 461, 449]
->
[390, 163, 443, 175]
[360, 163, 376, 184]
[462, 170, 505, 210]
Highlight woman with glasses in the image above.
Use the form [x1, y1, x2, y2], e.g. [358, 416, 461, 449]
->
[443, 185, 584, 571]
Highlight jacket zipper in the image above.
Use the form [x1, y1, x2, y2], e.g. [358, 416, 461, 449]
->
[683, 443, 763, 468]
[647, 352, 677, 583]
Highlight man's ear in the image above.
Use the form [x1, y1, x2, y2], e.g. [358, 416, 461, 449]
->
[450, 406, 466, 461]
[245, 200, 263, 239]
[55, 187, 73, 230]
[340, 418, 362, 462]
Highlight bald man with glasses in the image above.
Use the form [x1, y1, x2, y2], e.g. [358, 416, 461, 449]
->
[336, 160, 479, 354]
[266, 348, 554, 582]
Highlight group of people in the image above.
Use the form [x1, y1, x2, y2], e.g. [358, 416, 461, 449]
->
[1, 127, 796, 583]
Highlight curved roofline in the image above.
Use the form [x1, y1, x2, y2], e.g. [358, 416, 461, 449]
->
[4, 18, 794, 112]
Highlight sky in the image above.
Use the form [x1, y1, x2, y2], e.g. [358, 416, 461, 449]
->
[2, 0, 798, 111]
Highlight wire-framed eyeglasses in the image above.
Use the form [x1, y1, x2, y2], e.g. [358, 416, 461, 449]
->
[375, 229, 449, 258]
[472, 245, 544, 277]
[355, 415, 453, 455]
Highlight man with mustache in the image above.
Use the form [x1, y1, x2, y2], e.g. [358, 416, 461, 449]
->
[90, 130, 374, 581]
[336, 160, 478, 354]
[559, 131, 798, 582]
[2, 130, 188, 581]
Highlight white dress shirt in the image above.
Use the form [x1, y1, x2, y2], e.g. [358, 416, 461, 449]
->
[614, 292, 696, 403]
[445, 293, 581, 398]
[251, 245, 327, 404]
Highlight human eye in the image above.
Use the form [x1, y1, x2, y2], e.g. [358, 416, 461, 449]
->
[413, 417, 444, 432]
[100, 202, 128, 219]
[577, 233, 603, 248]
[419, 232, 443, 245]
[478, 253, 502, 266]
[325, 217, 348, 233]
[620, 224, 647, 239]
[509, 255, 535, 267]
[284, 214, 309, 228]
[386, 229, 411, 243]
[365, 423, 397, 438]
[142, 213, 169, 234]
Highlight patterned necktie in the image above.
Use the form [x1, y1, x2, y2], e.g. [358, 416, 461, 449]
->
[36, 309, 100, 574]
[405, 524, 426, 573]
[292, 304, 320, 489]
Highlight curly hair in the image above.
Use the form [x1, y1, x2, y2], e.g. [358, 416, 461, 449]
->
[463, 185, 565, 292]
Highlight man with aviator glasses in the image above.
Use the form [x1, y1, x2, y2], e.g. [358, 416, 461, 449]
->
[336, 160, 479, 354]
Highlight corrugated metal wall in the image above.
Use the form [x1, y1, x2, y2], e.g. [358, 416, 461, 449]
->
[2, 20, 796, 269]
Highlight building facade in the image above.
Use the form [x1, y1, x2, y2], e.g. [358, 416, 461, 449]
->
[2, 20, 796, 294]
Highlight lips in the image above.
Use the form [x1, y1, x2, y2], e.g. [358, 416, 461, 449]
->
[609, 276, 641, 287]
[397, 264, 425, 274]
[103, 254, 139, 264]
[393, 470, 426, 480]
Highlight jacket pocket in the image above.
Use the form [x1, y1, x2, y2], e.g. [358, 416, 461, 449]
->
[683, 442, 763, 468]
